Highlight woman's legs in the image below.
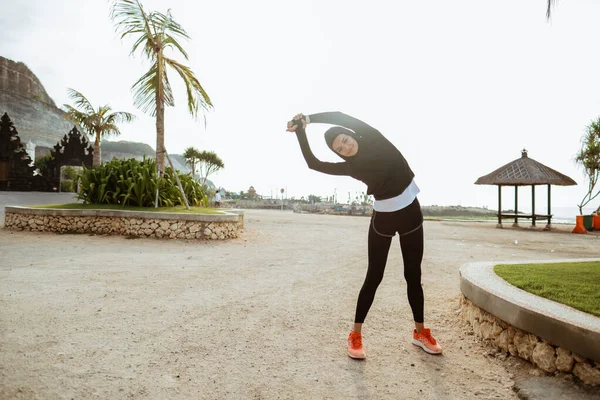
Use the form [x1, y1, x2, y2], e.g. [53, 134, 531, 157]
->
[353, 221, 393, 332]
[399, 225, 425, 331]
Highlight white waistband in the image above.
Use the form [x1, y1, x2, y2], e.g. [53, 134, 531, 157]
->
[373, 180, 420, 212]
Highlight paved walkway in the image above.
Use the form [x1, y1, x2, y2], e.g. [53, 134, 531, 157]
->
[1, 193, 598, 399]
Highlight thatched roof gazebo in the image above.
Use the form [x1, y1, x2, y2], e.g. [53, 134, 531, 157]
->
[475, 149, 577, 229]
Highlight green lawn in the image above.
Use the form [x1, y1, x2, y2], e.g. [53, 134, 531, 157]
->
[29, 203, 223, 215]
[494, 262, 600, 317]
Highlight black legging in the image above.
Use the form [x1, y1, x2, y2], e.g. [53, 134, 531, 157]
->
[354, 198, 424, 324]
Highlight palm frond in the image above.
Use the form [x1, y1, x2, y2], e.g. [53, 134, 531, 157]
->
[63, 105, 88, 123]
[98, 123, 122, 137]
[161, 63, 175, 108]
[131, 65, 159, 116]
[547, 0, 557, 19]
[131, 34, 156, 60]
[183, 146, 201, 159]
[164, 57, 213, 119]
[64, 87, 133, 145]
[163, 35, 189, 60]
[97, 105, 112, 118]
[63, 105, 95, 134]
[110, 0, 157, 57]
[153, 9, 190, 40]
[113, 1, 212, 128]
[66, 88, 96, 114]
[108, 111, 136, 125]
[131, 63, 174, 116]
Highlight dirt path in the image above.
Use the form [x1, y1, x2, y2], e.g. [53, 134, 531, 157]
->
[0, 209, 598, 399]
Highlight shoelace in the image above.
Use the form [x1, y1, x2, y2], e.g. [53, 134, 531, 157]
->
[419, 329, 437, 345]
[350, 334, 362, 348]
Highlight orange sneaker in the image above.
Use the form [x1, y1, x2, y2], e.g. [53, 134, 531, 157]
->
[412, 328, 443, 355]
[347, 331, 366, 359]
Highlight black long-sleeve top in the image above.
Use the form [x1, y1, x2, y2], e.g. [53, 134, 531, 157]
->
[295, 111, 415, 201]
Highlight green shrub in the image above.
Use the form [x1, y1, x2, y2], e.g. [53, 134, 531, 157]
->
[61, 166, 79, 181]
[34, 153, 54, 176]
[61, 181, 74, 192]
[77, 157, 206, 207]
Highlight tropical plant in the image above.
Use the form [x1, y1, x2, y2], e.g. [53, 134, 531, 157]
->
[77, 157, 205, 207]
[61, 165, 80, 181]
[63, 88, 135, 167]
[57, 166, 82, 193]
[34, 153, 54, 176]
[197, 151, 224, 187]
[360, 192, 373, 206]
[575, 118, 600, 215]
[308, 195, 321, 204]
[61, 181, 74, 192]
[183, 146, 201, 179]
[110, 0, 213, 173]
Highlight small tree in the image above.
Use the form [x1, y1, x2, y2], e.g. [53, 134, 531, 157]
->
[63, 88, 135, 167]
[197, 151, 224, 187]
[34, 153, 54, 176]
[575, 118, 600, 215]
[361, 192, 373, 206]
[308, 194, 321, 204]
[60, 165, 83, 193]
[183, 147, 201, 179]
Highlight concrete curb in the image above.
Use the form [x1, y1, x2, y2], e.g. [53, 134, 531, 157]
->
[460, 259, 600, 363]
[5, 205, 241, 222]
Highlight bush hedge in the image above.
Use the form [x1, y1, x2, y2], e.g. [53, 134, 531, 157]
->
[77, 157, 207, 207]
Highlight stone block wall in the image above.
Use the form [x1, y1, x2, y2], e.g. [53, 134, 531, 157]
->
[5, 212, 242, 240]
[460, 296, 600, 386]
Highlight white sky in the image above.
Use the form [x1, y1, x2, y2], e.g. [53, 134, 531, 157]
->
[2, 0, 600, 213]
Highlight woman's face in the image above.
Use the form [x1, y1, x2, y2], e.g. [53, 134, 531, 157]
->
[332, 134, 359, 157]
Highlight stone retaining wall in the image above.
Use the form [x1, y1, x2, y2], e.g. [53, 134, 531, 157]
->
[460, 296, 600, 386]
[5, 211, 242, 241]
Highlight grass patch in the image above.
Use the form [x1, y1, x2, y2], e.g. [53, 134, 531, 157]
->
[494, 262, 600, 317]
[28, 203, 223, 215]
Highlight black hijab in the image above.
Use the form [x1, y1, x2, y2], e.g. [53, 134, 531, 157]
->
[324, 126, 371, 163]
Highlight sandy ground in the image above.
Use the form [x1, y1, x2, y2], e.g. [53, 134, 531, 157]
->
[1, 198, 599, 399]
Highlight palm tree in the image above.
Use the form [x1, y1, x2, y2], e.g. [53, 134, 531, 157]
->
[575, 118, 600, 215]
[197, 150, 224, 187]
[63, 88, 135, 167]
[110, 0, 213, 174]
[183, 146, 201, 179]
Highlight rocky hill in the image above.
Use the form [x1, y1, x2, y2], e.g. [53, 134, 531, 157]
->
[0, 55, 191, 173]
[0, 56, 56, 106]
[0, 56, 75, 150]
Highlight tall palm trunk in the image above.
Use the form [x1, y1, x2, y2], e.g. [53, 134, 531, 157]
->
[156, 100, 165, 173]
[93, 130, 101, 167]
[156, 52, 165, 173]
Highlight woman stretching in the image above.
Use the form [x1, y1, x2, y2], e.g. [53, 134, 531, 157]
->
[286, 112, 442, 359]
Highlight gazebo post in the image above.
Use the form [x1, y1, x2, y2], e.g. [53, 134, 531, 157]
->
[497, 185, 502, 228]
[544, 184, 552, 231]
[513, 185, 519, 227]
[531, 185, 536, 228]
